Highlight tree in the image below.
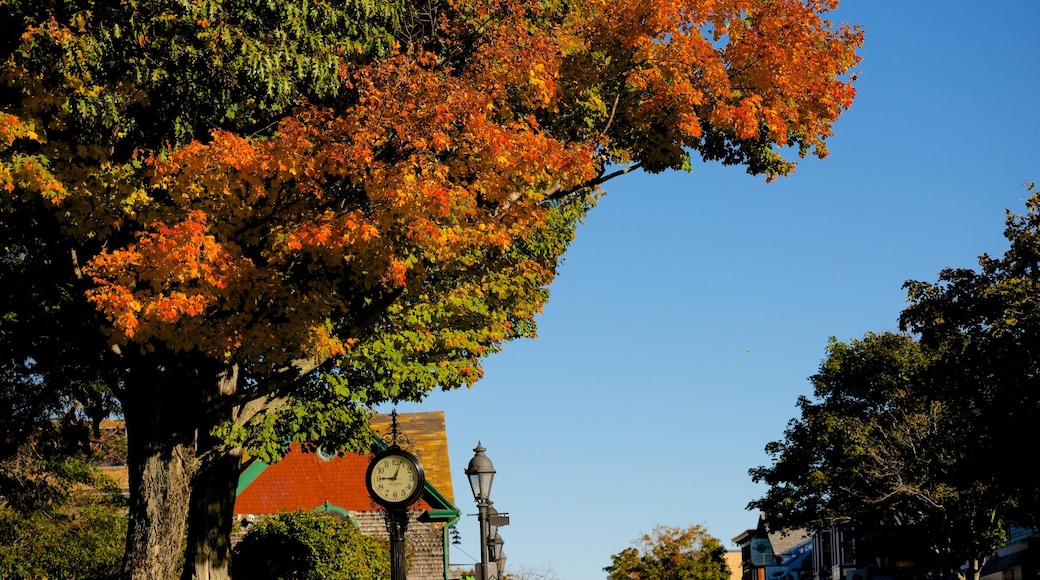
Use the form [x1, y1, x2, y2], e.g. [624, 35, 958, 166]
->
[231, 510, 389, 580]
[0, 374, 126, 579]
[748, 332, 1014, 580]
[605, 524, 730, 580]
[900, 184, 1040, 525]
[0, 419, 127, 580]
[502, 564, 561, 580]
[0, 0, 862, 578]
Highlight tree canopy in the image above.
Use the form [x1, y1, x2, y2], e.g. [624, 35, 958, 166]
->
[0, 0, 862, 578]
[750, 185, 1040, 580]
[748, 332, 1012, 580]
[900, 184, 1040, 524]
[605, 524, 731, 580]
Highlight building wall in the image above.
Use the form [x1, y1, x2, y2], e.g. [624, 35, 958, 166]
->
[726, 551, 744, 580]
[355, 510, 448, 580]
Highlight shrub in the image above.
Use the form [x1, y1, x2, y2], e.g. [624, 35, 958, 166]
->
[233, 510, 390, 580]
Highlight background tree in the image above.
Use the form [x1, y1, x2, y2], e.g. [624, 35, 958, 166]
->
[0, 0, 862, 578]
[502, 564, 561, 580]
[231, 510, 389, 580]
[750, 184, 1040, 579]
[900, 183, 1040, 525]
[0, 367, 125, 578]
[0, 413, 127, 580]
[748, 332, 1013, 580]
[605, 524, 731, 580]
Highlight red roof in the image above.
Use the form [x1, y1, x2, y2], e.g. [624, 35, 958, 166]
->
[234, 443, 434, 514]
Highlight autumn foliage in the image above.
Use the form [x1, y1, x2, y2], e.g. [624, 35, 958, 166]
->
[0, 0, 860, 577]
[3, 0, 860, 373]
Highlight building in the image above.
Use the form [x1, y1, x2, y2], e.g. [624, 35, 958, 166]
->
[233, 411, 461, 580]
[733, 516, 818, 580]
[736, 515, 1040, 580]
[979, 527, 1040, 580]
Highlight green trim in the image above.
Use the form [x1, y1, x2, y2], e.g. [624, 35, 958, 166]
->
[421, 479, 460, 515]
[236, 438, 461, 521]
[443, 523, 451, 580]
[421, 509, 461, 523]
[313, 502, 359, 526]
[237, 458, 270, 495]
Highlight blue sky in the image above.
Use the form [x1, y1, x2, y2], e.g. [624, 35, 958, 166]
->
[389, 2, 1040, 578]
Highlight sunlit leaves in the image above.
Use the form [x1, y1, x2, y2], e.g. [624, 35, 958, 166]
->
[2, 0, 860, 484]
[605, 525, 730, 580]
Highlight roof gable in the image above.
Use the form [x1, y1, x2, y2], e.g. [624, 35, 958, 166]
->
[234, 411, 458, 517]
[371, 411, 455, 504]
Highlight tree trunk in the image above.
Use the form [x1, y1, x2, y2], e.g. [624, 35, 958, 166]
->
[182, 444, 243, 580]
[120, 375, 199, 580]
[182, 363, 266, 580]
[965, 556, 982, 580]
[121, 440, 196, 580]
[117, 355, 283, 580]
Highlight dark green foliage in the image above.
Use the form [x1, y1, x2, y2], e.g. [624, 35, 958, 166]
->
[0, 489, 126, 579]
[900, 184, 1040, 524]
[751, 185, 1040, 579]
[232, 510, 390, 580]
[748, 332, 1010, 578]
[2, 0, 402, 149]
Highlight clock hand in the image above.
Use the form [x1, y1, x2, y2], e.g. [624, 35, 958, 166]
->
[377, 466, 402, 482]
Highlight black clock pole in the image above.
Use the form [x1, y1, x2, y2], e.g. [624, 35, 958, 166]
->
[386, 508, 409, 580]
[366, 411, 426, 580]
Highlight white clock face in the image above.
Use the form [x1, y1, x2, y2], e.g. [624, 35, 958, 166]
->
[369, 453, 422, 504]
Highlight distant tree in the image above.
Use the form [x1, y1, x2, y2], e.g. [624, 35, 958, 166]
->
[605, 525, 730, 580]
[900, 184, 1040, 524]
[750, 183, 1040, 580]
[503, 563, 560, 580]
[231, 510, 389, 580]
[0, 383, 126, 579]
[0, 501, 126, 579]
[748, 332, 1013, 580]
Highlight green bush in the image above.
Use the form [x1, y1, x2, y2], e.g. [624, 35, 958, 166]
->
[0, 502, 126, 580]
[232, 510, 390, 580]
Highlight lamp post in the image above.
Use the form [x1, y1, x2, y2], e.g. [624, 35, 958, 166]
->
[466, 443, 496, 580]
[489, 532, 504, 568]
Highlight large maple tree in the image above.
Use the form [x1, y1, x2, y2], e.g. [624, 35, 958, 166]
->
[0, 0, 861, 578]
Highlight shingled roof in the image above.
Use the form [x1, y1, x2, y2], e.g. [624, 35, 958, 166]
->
[234, 410, 458, 516]
[371, 411, 455, 505]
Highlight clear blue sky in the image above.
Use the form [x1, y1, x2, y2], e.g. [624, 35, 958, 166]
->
[389, 2, 1040, 578]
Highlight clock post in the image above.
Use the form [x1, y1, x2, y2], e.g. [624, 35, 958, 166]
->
[385, 507, 409, 580]
[365, 411, 426, 580]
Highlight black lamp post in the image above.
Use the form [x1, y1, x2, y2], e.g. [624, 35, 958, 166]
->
[466, 443, 496, 580]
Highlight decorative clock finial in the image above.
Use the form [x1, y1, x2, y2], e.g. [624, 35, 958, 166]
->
[380, 408, 415, 454]
[389, 409, 400, 446]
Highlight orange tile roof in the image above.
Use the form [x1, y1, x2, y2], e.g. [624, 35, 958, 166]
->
[235, 411, 455, 515]
[234, 442, 434, 514]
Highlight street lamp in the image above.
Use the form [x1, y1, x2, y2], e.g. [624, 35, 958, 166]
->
[487, 504, 500, 539]
[466, 443, 496, 580]
[489, 532, 504, 565]
[466, 442, 495, 502]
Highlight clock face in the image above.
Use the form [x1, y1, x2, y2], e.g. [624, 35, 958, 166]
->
[367, 451, 424, 506]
